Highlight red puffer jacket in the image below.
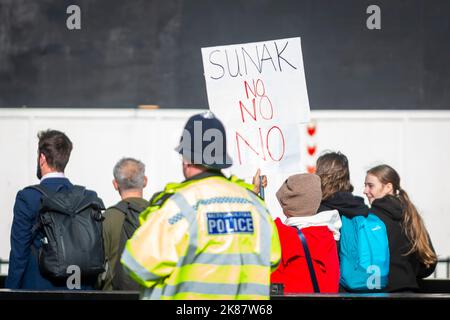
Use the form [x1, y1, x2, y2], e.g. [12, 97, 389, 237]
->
[271, 218, 340, 293]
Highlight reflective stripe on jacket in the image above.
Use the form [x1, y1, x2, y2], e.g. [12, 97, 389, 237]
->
[121, 176, 281, 300]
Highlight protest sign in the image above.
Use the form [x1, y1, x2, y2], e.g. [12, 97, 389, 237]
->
[201, 37, 310, 176]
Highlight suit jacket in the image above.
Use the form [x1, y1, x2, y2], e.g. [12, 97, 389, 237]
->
[6, 177, 99, 290]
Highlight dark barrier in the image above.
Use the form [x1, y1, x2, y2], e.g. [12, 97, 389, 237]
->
[1, 270, 450, 300]
[1, 288, 450, 301]
[0, 289, 139, 300]
[270, 292, 450, 300]
[0, 280, 449, 300]
[417, 279, 450, 293]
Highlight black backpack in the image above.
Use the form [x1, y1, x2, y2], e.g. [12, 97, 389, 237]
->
[30, 184, 106, 282]
[111, 200, 147, 290]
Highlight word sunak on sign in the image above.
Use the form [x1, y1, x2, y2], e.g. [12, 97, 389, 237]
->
[207, 40, 298, 80]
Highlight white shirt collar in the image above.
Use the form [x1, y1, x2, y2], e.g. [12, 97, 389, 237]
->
[40, 172, 66, 182]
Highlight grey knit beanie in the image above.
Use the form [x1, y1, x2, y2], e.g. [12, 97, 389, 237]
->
[276, 173, 322, 217]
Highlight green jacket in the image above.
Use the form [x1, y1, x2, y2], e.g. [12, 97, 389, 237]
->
[99, 197, 149, 290]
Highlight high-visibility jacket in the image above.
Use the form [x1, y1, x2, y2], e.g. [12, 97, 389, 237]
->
[121, 175, 281, 300]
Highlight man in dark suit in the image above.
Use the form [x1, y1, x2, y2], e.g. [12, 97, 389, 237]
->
[6, 129, 100, 289]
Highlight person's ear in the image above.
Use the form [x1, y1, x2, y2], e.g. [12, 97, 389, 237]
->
[39, 153, 46, 166]
[183, 161, 193, 171]
[143, 176, 148, 188]
[112, 179, 120, 191]
[385, 182, 394, 195]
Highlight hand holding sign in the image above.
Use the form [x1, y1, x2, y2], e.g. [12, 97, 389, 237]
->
[252, 168, 267, 198]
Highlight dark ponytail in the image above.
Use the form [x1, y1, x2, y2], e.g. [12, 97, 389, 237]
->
[397, 188, 437, 268]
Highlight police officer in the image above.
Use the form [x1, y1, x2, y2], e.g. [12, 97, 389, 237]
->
[121, 111, 281, 300]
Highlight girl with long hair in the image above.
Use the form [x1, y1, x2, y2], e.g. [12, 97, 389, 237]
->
[364, 164, 437, 292]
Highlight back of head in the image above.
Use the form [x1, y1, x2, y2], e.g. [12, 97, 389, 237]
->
[113, 158, 146, 191]
[175, 111, 232, 170]
[38, 129, 73, 172]
[316, 151, 353, 200]
[276, 173, 322, 217]
[367, 164, 437, 267]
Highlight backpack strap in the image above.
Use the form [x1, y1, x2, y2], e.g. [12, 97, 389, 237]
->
[297, 228, 320, 293]
[71, 185, 88, 210]
[26, 185, 60, 254]
[127, 201, 147, 214]
[28, 184, 50, 198]
[28, 183, 68, 196]
[112, 201, 129, 215]
[72, 185, 86, 195]
[27, 185, 52, 235]
[112, 200, 147, 216]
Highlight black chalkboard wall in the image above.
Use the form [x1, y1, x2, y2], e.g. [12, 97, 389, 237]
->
[0, 0, 449, 109]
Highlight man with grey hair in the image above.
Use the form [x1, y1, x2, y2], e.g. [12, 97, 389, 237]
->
[99, 157, 149, 290]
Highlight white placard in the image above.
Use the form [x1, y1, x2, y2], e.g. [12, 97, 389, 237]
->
[201, 37, 310, 176]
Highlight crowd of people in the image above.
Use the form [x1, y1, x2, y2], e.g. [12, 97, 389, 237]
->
[5, 112, 438, 299]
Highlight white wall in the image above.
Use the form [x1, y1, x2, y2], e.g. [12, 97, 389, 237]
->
[1, 109, 449, 262]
